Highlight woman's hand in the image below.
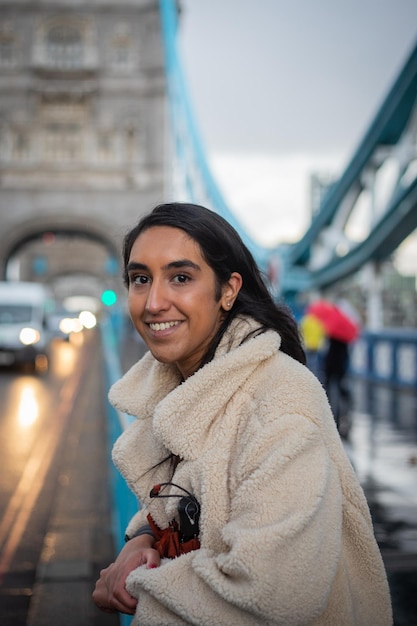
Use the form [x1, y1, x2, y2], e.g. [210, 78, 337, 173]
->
[92, 534, 160, 614]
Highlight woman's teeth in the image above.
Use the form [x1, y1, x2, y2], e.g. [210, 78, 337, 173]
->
[149, 321, 180, 331]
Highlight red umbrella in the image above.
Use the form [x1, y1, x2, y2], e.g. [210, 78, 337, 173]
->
[306, 300, 359, 343]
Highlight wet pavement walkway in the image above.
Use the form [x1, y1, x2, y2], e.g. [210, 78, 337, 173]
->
[344, 380, 417, 626]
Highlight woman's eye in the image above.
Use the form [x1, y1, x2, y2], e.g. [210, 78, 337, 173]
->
[173, 274, 189, 284]
[131, 275, 149, 285]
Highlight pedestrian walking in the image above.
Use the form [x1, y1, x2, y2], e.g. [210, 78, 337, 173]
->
[300, 312, 326, 379]
[93, 202, 392, 625]
[306, 299, 360, 438]
[323, 336, 351, 435]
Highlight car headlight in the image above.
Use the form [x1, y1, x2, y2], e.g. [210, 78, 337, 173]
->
[59, 317, 74, 335]
[79, 310, 97, 329]
[19, 327, 41, 346]
[59, 317, 83, 334]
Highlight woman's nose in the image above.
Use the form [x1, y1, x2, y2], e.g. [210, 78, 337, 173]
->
[145, 280, 169, 312]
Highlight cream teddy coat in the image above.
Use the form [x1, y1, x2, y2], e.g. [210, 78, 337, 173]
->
[110, 317, 392, 625]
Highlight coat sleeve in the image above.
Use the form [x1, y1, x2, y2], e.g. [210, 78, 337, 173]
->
[125, 508, 152, 540]
[125, 415, 345, 625]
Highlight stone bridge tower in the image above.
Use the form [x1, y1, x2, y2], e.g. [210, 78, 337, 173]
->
[0, 0, 168, 303]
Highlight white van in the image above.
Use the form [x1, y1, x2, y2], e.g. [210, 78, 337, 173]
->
[0, 281, 54, 372]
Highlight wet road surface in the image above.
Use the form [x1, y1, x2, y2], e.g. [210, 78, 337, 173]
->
[0, 331, 118, 626]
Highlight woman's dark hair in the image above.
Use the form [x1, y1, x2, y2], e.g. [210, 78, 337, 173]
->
[123, 202, 305, 365]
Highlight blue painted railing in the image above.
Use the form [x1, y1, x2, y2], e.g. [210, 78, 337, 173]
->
[100, 313, 137, 626]
[350, 329, 417, 388]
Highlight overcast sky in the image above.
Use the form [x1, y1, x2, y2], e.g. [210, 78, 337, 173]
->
[177, 1, 417, 267]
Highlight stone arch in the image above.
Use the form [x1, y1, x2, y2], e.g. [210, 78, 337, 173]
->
[2, 215, 118, 257]
[0, 216, 122, 293]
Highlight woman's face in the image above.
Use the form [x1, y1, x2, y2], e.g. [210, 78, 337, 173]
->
[126, 226, 241, 379]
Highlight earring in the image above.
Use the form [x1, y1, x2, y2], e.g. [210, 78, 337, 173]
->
[226, 302, 232, 308]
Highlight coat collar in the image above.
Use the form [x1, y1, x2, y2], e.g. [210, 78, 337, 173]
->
[109, 317, 281, 460]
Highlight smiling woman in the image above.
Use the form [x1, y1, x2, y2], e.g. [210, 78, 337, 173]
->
[125, 226, 242, 380]
[93, 202, 392, 626]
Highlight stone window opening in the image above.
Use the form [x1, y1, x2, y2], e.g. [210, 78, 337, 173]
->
[12, 127, 29, 160]
[46, 23, 83, 69]
[110, 23, 134, 72]
[97, 129, 115, 162]
[0, 22, 18, 68]
[44, 121, 83, 162]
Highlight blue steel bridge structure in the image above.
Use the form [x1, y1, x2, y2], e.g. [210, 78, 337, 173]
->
[159, 0, 417, 300]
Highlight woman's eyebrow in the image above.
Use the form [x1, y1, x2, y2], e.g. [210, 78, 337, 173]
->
[127, 261, 148, 272]
[126, 259, 201, 272]
[164, 259, 201, 271]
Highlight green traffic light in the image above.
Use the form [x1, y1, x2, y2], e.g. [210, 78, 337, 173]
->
[101, 290, 117, 306]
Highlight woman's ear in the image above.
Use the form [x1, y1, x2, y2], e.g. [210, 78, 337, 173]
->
[221, 272, 243, 311]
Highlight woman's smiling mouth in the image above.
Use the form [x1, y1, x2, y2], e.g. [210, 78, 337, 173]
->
[148, 321, 181, 331]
